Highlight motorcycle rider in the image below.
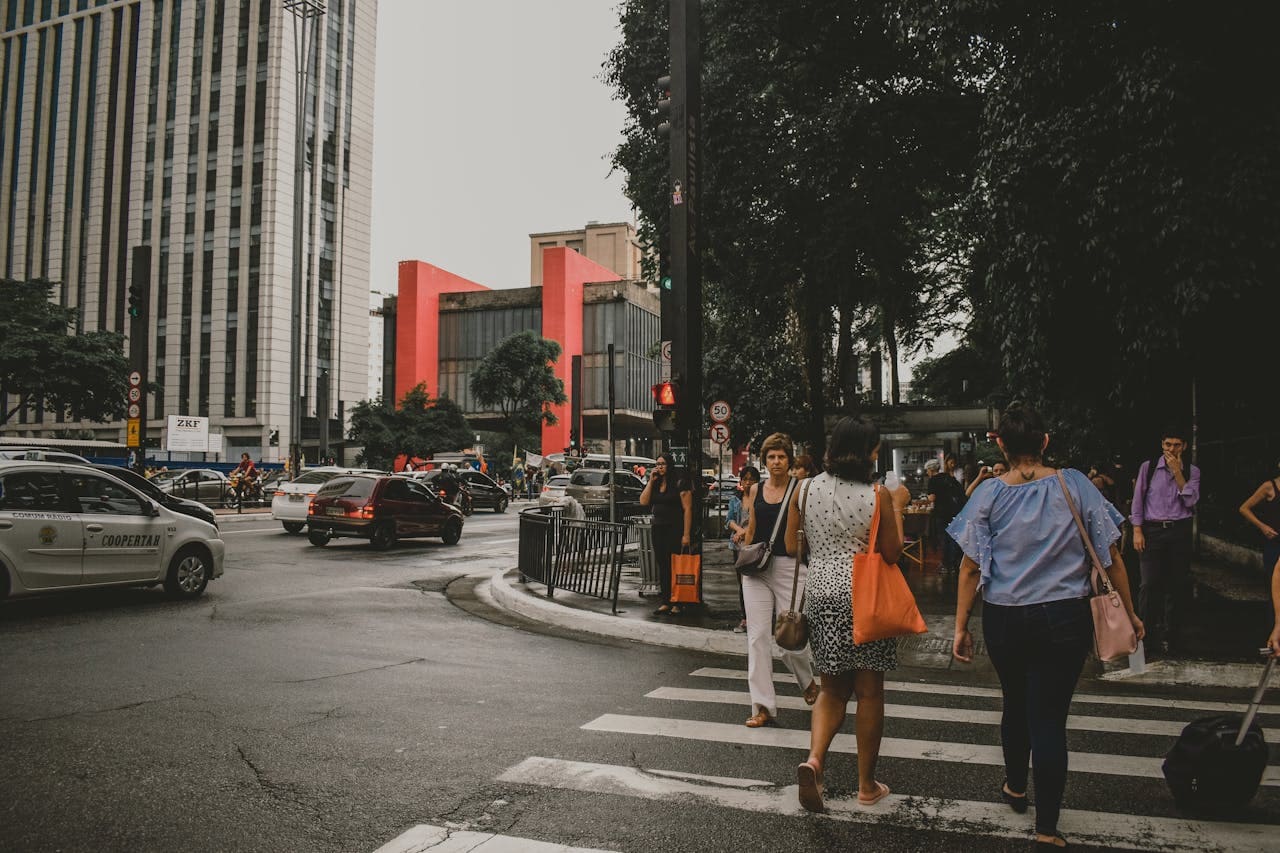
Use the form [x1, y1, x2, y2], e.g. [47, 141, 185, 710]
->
[232, 453, 259, 502]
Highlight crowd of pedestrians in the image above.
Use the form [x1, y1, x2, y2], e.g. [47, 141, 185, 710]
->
[635, 403, 1279, 846]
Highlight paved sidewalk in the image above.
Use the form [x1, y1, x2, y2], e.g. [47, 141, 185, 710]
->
[486, 534, 1276, 689]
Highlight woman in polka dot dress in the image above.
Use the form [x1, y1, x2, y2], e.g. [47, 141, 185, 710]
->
[785, 416, 902, 813]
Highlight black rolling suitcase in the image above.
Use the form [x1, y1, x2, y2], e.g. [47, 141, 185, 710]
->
[1162, 653, 1276, 815]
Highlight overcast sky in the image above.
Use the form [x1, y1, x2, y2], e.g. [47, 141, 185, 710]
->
[369, 1, 635, 296]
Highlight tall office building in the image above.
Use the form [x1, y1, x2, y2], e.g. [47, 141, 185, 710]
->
[0, 0, 376, 461]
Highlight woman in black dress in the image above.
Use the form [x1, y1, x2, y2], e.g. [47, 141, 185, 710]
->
[640, 453, 693, 615]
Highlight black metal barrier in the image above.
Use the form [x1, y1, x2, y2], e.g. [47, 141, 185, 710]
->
[518, 506, 629, 613]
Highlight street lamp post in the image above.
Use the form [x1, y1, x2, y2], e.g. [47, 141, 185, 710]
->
[285, 0, 325, 479]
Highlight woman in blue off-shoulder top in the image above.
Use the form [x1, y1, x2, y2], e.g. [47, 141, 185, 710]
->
[949, 404, 1143, 852]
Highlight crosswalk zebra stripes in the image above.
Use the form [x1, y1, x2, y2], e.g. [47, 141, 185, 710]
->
[495, 664, 1280, 852]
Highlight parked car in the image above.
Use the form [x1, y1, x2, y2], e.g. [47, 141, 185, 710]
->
[271, 466, 383, 533]
[89, 464, 218, 528]
[0, 460, 224, 600]
[0, 447, 91, 464]
[536, 474, 572, 507]
[705, 478, 741, 508]
[306, 475, 463, 549]
[149, 468, 231, 506]
[564, 468, 647, 516]
[405, 468, 508, 513]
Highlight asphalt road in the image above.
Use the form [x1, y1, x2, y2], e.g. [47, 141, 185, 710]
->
[2, 506, 1277, 853]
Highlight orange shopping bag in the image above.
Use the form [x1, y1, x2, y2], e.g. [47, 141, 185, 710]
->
[852, 486, 928, 644]
[670, 548, 701, 604]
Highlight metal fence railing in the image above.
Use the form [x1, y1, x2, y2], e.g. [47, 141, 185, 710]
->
[518, 506, 629, 612]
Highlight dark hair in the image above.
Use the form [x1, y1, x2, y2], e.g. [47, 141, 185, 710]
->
[996, 403, 1047, 460]
[655, 452, 690, 490]
[1160, 425, 1189, 442]
[825, 416, 879, 483]
[793, 454, 821, 477]
[737, 465, 760, 484]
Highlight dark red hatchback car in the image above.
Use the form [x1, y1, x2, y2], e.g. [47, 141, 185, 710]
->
[306, 475, 464, 550]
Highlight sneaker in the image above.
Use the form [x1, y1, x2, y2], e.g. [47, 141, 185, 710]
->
[733, 620, 747, 634]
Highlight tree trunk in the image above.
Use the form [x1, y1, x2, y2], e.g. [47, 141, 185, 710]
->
[799, 272, 829, 463]
[885, 320, 902, 406]
[836, 295, 858, 412]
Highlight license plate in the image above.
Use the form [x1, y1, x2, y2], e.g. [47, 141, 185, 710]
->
[289, 494, 304, 502]
[325, 507, 343, 517]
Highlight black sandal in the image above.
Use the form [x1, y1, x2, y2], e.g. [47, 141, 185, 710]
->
[1001, 780, 1029, 814]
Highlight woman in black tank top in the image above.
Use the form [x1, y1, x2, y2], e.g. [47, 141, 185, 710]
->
[1239, 470, 1280, 654]
[640, 452, 692, 615]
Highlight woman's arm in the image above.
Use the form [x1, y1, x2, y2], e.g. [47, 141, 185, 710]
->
[1104, 544, 1145, 639]
[784, 485, 803, 556]
[953, 555, 981, 662]
[680, 488, 693, 546]
[639, 475, 655, 507]
[874, 487, 902, 563]
[1239, 482, 1278, 539]
[742, 484, 758, 544]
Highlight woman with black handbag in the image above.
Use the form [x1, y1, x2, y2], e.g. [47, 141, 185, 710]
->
[739, 433, 817, 728]
[640, 453, 692, 616]
[950, 404, 1143, 851]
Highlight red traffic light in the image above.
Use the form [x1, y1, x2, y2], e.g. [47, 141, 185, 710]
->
[652, 382, 677, 408]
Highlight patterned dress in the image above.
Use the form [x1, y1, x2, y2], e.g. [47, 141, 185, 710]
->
[801, 473, 898, 674]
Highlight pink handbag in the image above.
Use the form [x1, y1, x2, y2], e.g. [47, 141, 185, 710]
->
[1056, 472, 1138, 662]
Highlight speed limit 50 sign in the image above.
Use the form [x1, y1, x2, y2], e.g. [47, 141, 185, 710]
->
[709, 400, 731, 423]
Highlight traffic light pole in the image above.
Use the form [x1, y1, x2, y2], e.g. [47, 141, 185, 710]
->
[128, 246, 151, 475]
[669, 0, 703, 544]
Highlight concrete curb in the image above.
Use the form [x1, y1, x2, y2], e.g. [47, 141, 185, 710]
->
[487, 568, 749, 657]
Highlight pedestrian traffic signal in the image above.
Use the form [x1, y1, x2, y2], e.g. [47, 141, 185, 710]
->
[656, 74, 672, 137]
[652, 381, 679, 432]
[652, 381, 677, 408]
[659, 253, 672, 291]
[127, 283, 145, 318]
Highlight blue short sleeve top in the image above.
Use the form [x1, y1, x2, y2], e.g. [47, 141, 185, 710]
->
[946, 468, 1125, 606]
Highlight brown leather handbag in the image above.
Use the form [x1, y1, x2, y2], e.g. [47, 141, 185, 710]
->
[774, 480, 811, 651]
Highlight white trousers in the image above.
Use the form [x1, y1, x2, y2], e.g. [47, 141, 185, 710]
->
[741, 560, 814, 716]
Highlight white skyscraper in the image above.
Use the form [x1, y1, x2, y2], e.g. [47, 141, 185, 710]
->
[0, 0, 376, 461]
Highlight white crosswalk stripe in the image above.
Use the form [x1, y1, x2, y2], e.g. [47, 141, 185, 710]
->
[374, 822, 612, 853]
[492, 663, 1280, 851]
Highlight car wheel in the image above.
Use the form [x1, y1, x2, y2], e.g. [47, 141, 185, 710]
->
[282, 521, 305, 534]
[495, 497, 508, 514]
[441, 519, 462, 545]
[163, 546, 211, 600]
[369, 521, 396, 551]
[308, 528, 331, 547]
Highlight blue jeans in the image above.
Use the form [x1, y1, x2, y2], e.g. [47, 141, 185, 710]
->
[982, 597, 1092, 837]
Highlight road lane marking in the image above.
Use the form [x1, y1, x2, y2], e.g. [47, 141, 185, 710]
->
[373, 821, 613, 853]
[691, 667, 1274, 716]
[644, 686, 1279, 740]
[578, 714, 1280, 786]
[498, 756, 1278, 852]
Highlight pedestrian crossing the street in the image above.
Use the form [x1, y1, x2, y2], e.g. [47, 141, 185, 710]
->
[494, 664, 1280, 852]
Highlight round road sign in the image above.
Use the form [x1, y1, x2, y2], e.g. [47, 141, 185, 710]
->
[709, 423, 730, 446]
[709, 400, 731, 423]
[127, 403, 141, 418]
[128, 370, 142, 387]
[128, 386, 142, 402]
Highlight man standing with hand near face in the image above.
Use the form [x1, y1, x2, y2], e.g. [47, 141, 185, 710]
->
[1131, 427, 1200, 655]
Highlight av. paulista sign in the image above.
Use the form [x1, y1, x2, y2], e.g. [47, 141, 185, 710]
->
[166, 416, 210, 452]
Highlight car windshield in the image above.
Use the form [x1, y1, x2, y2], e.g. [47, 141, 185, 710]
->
[570, 470, 607, 486]
[548, 476, 570, 487]
[103, 467, 162, 499]
[151, 471, 183, 484]
[293, 470, 337, 486]
[316, 477, 375, 498]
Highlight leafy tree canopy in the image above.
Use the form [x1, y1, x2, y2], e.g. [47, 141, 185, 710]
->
[0, 279, 130, 426]
[348, 384, 472, 469]
[469, 331, 568, 449]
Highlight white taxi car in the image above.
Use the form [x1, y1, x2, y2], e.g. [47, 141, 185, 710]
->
[271, 466, 384, 533]
[0, 460, 224, 600]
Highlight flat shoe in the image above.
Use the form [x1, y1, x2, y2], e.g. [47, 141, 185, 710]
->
[652, 605, 671, 615]
[1033, 839, 1070, 851]
[744, 710, 774, 728]
[669, 605, 682, 616]
[857, 781, 891, 806]
[1001, 781, 1029, 814]
[802, 681, 820, 706]
[797, 761, 824, 813]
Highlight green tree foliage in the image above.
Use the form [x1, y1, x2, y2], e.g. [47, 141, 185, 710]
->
[605, 0, 981, 459]
[0, 279, 130, 426]
[348, 384, 472, 469]
[469, 331, 568, 449]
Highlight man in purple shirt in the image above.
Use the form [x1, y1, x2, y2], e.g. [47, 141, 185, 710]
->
[1131, 426, 1200, 654]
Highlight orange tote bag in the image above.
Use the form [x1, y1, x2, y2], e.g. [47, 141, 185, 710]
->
[670, 548, 702, 604]
[852, 486, 928, 644]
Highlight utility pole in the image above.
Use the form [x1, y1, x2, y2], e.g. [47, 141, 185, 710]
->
[127, 246, 151, 475]
[669, 0, 703, 542]
[285, 0, 325, 478]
